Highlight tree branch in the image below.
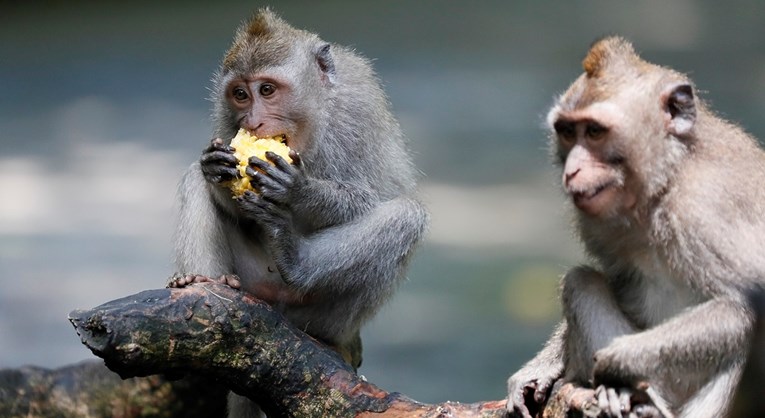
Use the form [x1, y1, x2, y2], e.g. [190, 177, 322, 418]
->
[58, 282, 594, 417]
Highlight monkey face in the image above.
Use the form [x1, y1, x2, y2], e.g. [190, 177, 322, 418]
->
[222, 72, 308, 151]
[551, 109, 635, 218]
[547, 37, 698, 219]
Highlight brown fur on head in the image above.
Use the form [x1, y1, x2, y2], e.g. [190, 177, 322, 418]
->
[556, 36, 666, 112]
[223, 8, 316, 73]
[582, 36, 643, 78]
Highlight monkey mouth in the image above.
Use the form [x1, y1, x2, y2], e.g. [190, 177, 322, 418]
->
[242, 129, 288, 144]
[571, 181, 616, 205]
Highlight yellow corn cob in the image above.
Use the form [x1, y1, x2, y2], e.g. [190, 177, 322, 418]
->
[228, 128, 293, 197]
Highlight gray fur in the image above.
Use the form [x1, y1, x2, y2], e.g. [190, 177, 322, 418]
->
[508, 36, 762, 418]
[173, 9, 427, 418]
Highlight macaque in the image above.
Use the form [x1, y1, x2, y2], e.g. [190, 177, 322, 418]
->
[507, 36, 765, 418]
[170, 9, 428, 417]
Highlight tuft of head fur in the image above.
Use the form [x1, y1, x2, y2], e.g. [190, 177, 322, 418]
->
[582, 36, 640, 78]
[222, 8, 314, 72]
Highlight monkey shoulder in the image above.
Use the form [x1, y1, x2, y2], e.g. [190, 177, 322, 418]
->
[651, 180, 765, 290]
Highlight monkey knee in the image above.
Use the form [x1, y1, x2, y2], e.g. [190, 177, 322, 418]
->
[561, 266, 608, 300]
[560, 266, 613, 318]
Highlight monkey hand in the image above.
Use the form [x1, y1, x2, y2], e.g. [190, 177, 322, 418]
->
[200, 138, 239, 185]
[237, 188, 293, 227]
[506, 366, 561, 418]
[593, 385, 667, 418]
[245, 150, 304, 206]
[593, 345, 672, 418]
[236, 189, 302, 287]
[592, 339, 649, 389]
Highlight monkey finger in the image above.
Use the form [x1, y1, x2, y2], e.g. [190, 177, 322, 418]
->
[203, 138, 233, 154]
[533, 390, 546, 404]
[206, 138, 224, 150]
[201, 165, 238, 183]
[237, 191, 274, 217]
[533, 379, 555, 404]
[201, 163, 238, 177]
[288, 149, 302, 167]
[248, 155, 275, 173]
[202, 150, 238, 166]
[596, 386, 609, 414]
[607, 387, 624, 418]
[506, 397, 532, 418]
[513, 406, 533, 418]
[521, 381, 543, 404]
[265, 151, 299, 176]
[248, 156, 293, 188]
[238, 190, 259, 204]
[245, 167, 287, 196]
[631, 404, 662, 418]
[596, 386, 624, 418]
[619, 389, 632, 415]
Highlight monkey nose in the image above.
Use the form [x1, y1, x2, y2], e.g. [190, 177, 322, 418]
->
[241, 122, 265, 135]
[564, 169, 580, 185]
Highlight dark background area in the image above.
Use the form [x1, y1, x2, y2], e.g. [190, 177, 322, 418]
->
[2, 0, 764, 403]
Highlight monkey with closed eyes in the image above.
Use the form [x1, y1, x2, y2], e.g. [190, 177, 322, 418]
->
[507, 36, 765, 418]
[169, 9, 428, 417]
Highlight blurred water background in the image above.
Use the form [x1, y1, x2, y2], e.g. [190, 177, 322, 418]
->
[2, 0, 765, 404]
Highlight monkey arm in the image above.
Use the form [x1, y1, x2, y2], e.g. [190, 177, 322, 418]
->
[272, 195, 428, 296]
[174, 162, 235, 276]
[247, 151, 379, 230]
[288, 178, 377, 229]
[593, 296, 753, 387]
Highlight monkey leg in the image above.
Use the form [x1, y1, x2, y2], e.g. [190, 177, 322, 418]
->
[675, 364, 741, 418]
[561, 267, 671, 417]
[560, 266, 636, 383]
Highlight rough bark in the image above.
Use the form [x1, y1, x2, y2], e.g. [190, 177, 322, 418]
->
[4, 281, 601, 417]
[0, 362, 227, 418]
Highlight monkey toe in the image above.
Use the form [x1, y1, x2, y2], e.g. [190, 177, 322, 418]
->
[631, 404, 663, 418]
[218, 274, 242, 289]
[167, 274, 213, 288]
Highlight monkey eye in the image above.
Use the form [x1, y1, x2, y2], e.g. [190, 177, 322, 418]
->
[259, 83, 276, 97]
[553, 120, 576, 143]
[585, 122, 608, 140]
[232, 87, 250, 102]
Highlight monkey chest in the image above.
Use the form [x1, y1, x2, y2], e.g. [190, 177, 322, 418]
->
[619, 252, 702, 328]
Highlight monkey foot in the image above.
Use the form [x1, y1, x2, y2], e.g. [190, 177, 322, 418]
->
[167, 273, 242, 290]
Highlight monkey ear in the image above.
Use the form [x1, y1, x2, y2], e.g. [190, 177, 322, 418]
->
[316, 43, 336, 84]
[664, 83, 696, 137]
